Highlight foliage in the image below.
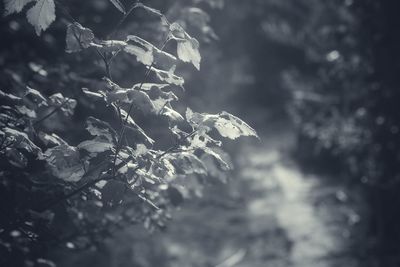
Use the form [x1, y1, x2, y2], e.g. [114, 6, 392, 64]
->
[0, 0, 256, 266]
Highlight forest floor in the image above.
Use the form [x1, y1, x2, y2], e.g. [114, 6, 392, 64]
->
[58, 125, 366, 267]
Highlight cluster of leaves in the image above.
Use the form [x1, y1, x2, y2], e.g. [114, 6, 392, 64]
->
[0, 0, 256, 265]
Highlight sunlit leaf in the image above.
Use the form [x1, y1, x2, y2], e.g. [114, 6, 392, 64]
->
[38, 132, 68, 147]
[26, 0, 56, 36]
[25, 86, 47, 107]
[3, 0, 34, 15]
[78, 138, 113, 154]
[170, 22, 201, 70]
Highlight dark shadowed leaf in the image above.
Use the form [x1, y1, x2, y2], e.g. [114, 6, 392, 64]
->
[65, 23, 95, 53]
[41, 144, 85, 182]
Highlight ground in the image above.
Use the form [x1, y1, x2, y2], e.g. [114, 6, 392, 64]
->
[56, 127, 366, 267]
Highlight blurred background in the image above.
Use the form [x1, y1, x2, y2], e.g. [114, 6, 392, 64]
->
[2, 0, 400, 266]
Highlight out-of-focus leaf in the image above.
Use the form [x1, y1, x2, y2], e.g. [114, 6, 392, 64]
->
[26, 0, 56, 35]
[25, 86, 48, 107]
[41, 144, 85, 182]
[101, 180, 125, 206]
[15, 105, 36, 118]
[167, 186, 184, 206]
[3, 0, 34, 15]
[38, 132, 68, 147]
[82, 88, 104, 100]
[0, 90, 22, 104]
[65, 23, 95, 53]
[5, 148, 27, 168]
[108, 0, 126, 14]
[3, 127, 41, 154]
[48, 93, 77, 116]
[78, 138, 113, 154]
[170, 22, 201, 70]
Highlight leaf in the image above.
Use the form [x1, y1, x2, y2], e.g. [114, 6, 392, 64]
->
[212, 112, 259, 140]
[170, 23, 201, 70]
[48, 93, 77, 116]
[186, 109, 258, 140]
[26, 0, 56, 36]
[3, 127, 41, 154]
[161, 106, 184, 122]
[119, 109, 155, 146]
[25, 86, 48, 107]
[78, 138, 113, 154]
[65, 23, 95, 53]
[127, 89, 155, 114]
[86, 116, 117, 143]
[3, 0, 34, 15]
[124, 43, 154, 66]
[38, 132, 67, 147]
[151, 66, 184, 87]
[41, 144, 85, 182]
[108, 0, 126, 14]
[166, 152, 207, 175]
[135, 2, 163, 17]
[126, 35, 177, 68]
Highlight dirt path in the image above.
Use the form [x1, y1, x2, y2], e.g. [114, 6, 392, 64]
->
[237, 138, 361, 267]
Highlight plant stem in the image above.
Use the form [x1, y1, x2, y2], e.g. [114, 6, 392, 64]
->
[111, 37, 170, 175]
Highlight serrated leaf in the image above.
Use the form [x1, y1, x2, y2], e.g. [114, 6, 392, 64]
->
[3, 0, 34, 15]
[212, 112, 259, 140]
[109, 0, 126, 14]
[170, 22, 201, 70]
[65, 23, 95, 53]
[26, 0, 56, 36]
[41, 144, 85, 182]
[186, 108, 258, 140]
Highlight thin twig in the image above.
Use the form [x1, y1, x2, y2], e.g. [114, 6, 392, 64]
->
[33, 99, 70, 126]
[111, 37, 170, 175]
